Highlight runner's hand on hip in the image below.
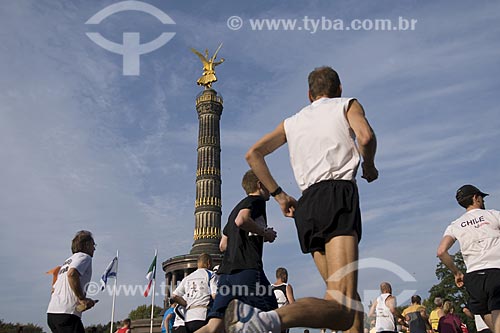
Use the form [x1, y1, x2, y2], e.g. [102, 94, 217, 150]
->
[275, 191, 297, 217]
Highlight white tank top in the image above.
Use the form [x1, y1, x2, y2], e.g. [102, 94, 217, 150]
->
[375, 293, 396, 332]
[284, 97, 360, 192]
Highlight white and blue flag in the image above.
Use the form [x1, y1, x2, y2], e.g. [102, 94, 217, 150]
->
[100, 256, 118, 291]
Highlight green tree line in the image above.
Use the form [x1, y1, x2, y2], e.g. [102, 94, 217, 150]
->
[0, 320, 43, 333]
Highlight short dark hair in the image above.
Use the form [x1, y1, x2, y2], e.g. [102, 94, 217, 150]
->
[411, 295, 421, 304]
[308, 66, 341, 100]
[276, 267, 288, 283]
[242, 169, 259, 194]
[458, 196, 474, 209]
[122, 319, 131, 327]
[456, 185, 488, 208]
[71, 230, 94, 254]
[197, 253, 212, 268]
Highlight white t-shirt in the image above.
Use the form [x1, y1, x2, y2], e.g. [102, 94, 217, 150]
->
[444, 209, 500, 272]
[47, 252, 93, 317]
[173, 269, 217, 322]
[284, 97, 360, 192]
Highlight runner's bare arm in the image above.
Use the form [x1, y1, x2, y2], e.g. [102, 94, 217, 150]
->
[68, 268, 95, 310]
[437, 235, 464, 287]
[387, 295, 405, 322]
[246, 122, 297, 217]
[367, 298, 378, 318]
[219, 235, 228, 252]
[346, 100, 378, 183]
[170, 295, 187, 307]
[286, 284, 296, 303]
[235, 208, 277, 242]
[67, 268, 86, 300]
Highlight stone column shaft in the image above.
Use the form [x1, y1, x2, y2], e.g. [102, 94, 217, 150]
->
[191, 89, 223, 254]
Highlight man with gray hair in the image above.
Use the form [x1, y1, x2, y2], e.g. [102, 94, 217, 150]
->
[226, 66, 378, 333]
[47, 230, 97, 333]
[368, 282, 405, 333]
[437, 185, 500, 333]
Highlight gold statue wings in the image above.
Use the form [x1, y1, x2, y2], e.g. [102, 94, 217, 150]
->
[191, 43, 225, 89]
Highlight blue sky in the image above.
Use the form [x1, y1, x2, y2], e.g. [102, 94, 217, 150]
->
[1, 0, 500, 331]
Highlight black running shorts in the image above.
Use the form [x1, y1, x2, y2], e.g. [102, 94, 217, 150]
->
[294, 179, 361, 253]
[464, 268, 500, 315]
[47, 314, 84, 333]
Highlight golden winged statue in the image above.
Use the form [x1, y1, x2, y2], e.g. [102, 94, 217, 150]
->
[191, 43, 225, 89]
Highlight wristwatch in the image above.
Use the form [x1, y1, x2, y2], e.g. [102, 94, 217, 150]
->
[270, 186, 282, 197]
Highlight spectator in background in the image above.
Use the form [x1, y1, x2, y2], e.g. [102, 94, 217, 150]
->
[437, 301, 462, 333]
[115, 319, 131, 333]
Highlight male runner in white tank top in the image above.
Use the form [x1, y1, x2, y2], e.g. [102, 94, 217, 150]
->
[368, 282, 405, 333]
[225, 66, 378, 333]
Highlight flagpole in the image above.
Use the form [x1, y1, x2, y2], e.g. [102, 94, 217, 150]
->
[149, 249, 158, 333]
[110, 250, 119, 333]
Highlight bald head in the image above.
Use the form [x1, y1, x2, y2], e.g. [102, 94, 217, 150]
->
[380, 282, 392, 293]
